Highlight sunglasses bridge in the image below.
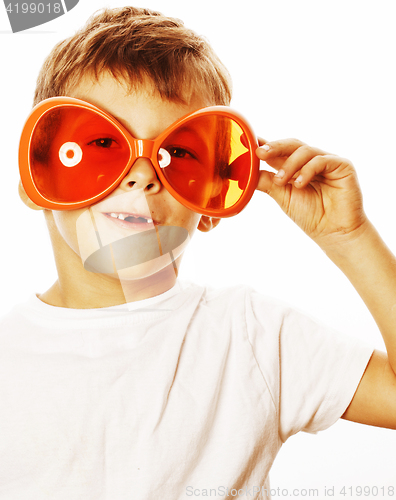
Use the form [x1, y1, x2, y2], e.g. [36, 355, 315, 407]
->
[128, 139, 171, 172]
[133, 139, 154, 160]
[123, 139, 159, 175]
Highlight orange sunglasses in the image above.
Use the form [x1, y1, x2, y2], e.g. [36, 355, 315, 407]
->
[19, 97, 260, 217]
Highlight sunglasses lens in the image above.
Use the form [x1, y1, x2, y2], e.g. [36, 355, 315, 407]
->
[30, 106, 130, 204]
[158, 115, 252, 212]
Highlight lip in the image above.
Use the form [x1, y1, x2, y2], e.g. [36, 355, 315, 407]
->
[103, 212, 155, 231]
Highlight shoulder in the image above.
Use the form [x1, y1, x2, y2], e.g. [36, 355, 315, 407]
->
[187, 281, 289, 315]
[181, 281, 290, 329]
[181, 281, 296, 347]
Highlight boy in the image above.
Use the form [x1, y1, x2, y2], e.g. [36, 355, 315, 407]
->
[2, 5, 396, 499]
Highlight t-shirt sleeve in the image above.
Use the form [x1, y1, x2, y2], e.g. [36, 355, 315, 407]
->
[243, 288, 374, 443]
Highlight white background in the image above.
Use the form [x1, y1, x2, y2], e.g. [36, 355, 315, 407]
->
[1, 0, 395, 497]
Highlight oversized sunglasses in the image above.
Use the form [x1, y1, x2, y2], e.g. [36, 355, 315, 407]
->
[19, 97, 260, 217]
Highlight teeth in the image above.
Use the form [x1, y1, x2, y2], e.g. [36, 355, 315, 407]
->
[108, 213, 153, 223]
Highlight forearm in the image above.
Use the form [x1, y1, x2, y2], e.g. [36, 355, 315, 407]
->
[321, 220, 396, 372]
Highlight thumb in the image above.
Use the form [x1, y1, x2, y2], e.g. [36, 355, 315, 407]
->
[256, 170, 289, 209]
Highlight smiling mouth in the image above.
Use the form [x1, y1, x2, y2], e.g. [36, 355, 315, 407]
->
[103, 212, 155, 230]
[108, 212, 153, 223]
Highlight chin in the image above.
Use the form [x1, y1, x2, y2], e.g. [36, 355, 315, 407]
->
[116, 253, 177, 281]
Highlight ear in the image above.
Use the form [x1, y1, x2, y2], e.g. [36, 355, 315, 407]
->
[197, 215, 221, 233]
[18, 181, 44, 211]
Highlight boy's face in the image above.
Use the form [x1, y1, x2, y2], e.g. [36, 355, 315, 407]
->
[22, 74, 220, 302]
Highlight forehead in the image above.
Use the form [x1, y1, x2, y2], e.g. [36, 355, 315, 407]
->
[68, 74, 213, 140]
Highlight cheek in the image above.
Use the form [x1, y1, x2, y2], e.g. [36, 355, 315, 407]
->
[52, 209, 93, 258]
[167, 198, 202, 234]
[185, 213, 202, 236]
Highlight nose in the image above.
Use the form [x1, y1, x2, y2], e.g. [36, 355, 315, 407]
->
[118, 157, 161, 194]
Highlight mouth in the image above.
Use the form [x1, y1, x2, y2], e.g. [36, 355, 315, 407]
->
[103, 212, 155, 231]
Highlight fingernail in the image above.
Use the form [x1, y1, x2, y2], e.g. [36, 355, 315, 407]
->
[261, 144, 271, 151]
[295, 175, 303, 185]
[275, 169, 285, 179]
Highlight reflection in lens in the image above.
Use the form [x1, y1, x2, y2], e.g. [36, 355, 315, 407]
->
[158, 148, 171, 168]
[59, 142, 83, 167]
[30, 106, 130, 203]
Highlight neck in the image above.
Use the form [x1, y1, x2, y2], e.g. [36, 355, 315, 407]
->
[39, 263, 178, 309]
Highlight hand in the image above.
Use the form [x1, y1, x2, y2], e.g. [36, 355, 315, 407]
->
[255, 138, 368, 249]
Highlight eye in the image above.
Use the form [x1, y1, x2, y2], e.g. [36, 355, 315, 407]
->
[167, 147, 195, 159]
[87, 138, 118, 148]
[158, 145, 198, 169]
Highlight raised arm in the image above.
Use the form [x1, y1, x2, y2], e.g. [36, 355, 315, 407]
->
[256, 139, 396, 429]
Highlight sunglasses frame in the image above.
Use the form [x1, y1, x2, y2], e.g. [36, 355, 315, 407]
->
[19, 96, 260, 217]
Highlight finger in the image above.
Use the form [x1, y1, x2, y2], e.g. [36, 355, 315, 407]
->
[293, 155, 351, 188]
[272, 145, 328, 186]
[256, 138, 306, 161]
[256, 154, 289, 172]
[255, 169, 291, 209]
[257, 137, 267, 147]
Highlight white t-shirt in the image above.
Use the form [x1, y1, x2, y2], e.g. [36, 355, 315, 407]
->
[0, 282, 373, 500]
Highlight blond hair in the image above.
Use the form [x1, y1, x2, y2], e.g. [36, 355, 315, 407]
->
[33, 6, 232, 106]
